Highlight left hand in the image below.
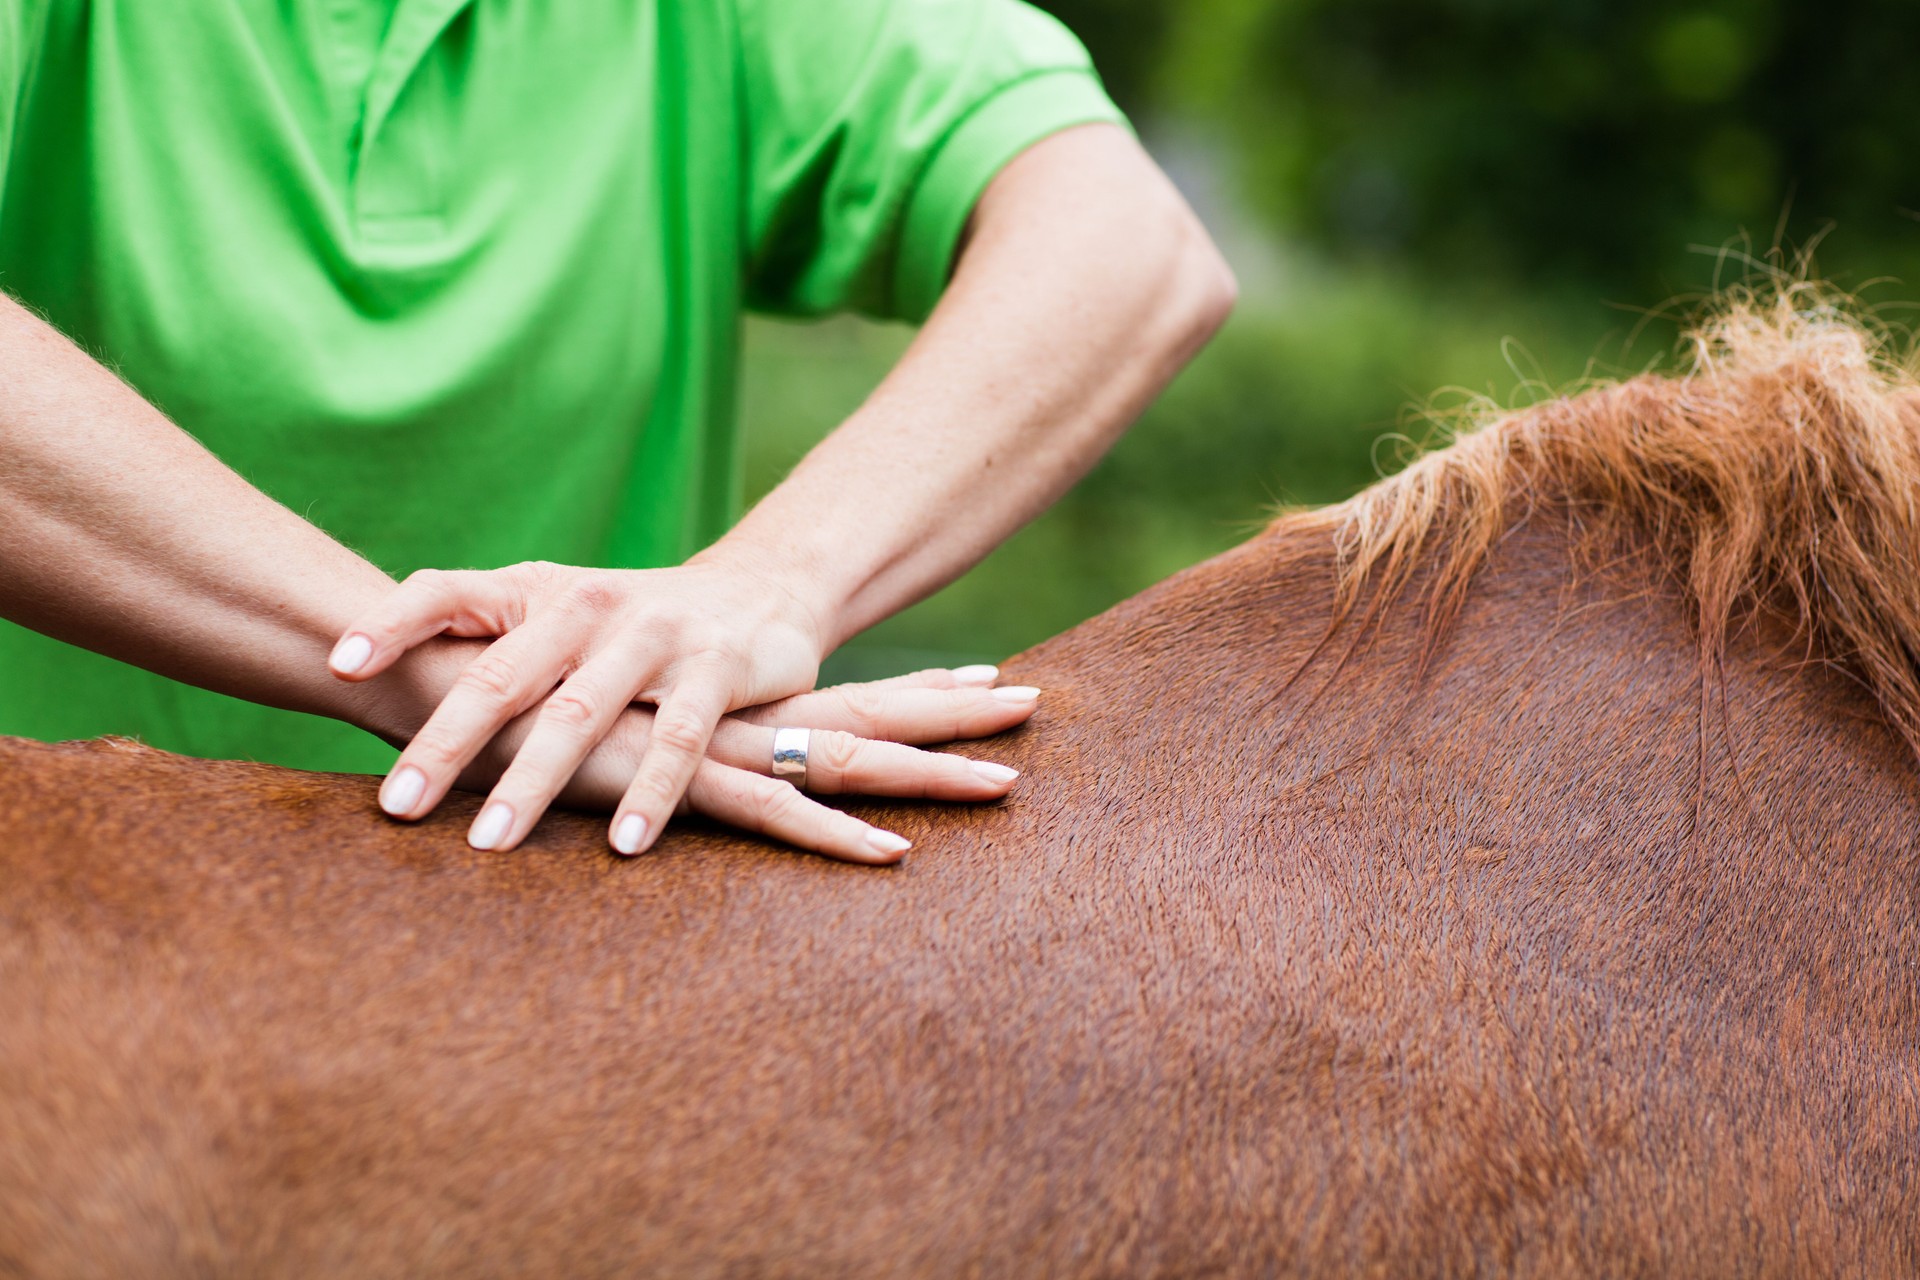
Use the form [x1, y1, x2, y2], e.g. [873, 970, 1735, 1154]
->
[330, 555, 839, 854]
[529, 667, 1034, 863]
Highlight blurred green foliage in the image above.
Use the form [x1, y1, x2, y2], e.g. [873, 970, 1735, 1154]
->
[744, 0, 1920, 680]
[1058, 0, 1920, 294]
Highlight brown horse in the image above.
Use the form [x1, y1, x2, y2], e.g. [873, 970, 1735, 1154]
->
[2, 294, 1916, 1277]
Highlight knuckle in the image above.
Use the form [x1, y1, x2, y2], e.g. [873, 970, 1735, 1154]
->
[835, 686, 886, 736]
[632, 611, 687, 650]
[691, 626, 742, 658]
[454, 652, 523, 704]
[400, 567, 451, 602]
[702, 645, 748, 678]
[659, 615, 725, 656]
[514, 559, 559, 581]
[561, 572, 623, 615]
[811, 730, 863, 779]
[751, 780, 803, 827]
[541, 688, 600, 733]
[651, 714, 709, 758]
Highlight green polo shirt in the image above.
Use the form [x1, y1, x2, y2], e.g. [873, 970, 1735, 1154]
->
[0, 0, 1124, 772]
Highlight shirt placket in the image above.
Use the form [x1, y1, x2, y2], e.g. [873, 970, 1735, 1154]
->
[350, 0, 477, 238]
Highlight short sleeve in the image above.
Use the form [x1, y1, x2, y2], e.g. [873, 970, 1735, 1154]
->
[736, 0, 1128, 322]
[0, 4, 19, 205]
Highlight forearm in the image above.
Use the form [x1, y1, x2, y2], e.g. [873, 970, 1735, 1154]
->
[0, 292, 434, 738]
[703, 124, 1237, 649]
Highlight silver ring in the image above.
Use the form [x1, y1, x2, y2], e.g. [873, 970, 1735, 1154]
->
[771, 727, 810, 790]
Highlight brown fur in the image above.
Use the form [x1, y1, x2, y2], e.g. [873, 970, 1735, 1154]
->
[2, 297, 1917, 1277]
[1314, 287, 1920, 755]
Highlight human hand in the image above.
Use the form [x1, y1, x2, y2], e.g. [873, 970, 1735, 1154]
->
[528, 667, 1037, 863]
[328, 559, 1034, 855]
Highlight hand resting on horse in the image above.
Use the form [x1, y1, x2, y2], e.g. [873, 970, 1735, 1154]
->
[330, 559, 1034, 860]
[499, 663, 1034, 865]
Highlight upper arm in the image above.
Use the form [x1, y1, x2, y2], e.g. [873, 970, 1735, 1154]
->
[736, 0, 1129, 323]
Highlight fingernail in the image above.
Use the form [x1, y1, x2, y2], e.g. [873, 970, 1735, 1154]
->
[953, 664, 999, 686]
[971, 761, 1019, 785]
[991, 685, 1040, 704]
[380, 765, 425, 816]
[329, 633, 373, 675]
[865, 829, 912, 857]
[468, 802, 513, 851]
[612, 813, 647, 856]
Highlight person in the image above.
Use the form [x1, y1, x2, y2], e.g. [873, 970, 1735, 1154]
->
[0, 0, 1234, 859]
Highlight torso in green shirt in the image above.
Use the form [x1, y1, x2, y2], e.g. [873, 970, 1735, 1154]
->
[0, 0, 1121, 772]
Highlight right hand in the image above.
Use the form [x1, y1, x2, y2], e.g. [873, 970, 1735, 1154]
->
[457, 665, 1039, 864]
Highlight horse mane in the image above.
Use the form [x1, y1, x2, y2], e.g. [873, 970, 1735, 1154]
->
[1293, 286, 1920, 759]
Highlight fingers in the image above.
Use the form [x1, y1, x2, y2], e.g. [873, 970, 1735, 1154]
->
[706, 723, 1019, 799]
[685, 761, 912, 865]
[609, 672, 733, 855]
[737, 681, 1040, 744]
[386, 649, 1033, 854]
[730, 663, 1007, 730]
[462, 656, 639, 851]
[329, 566, 534, 682]
[847, 664, 1002, 692]
[377, 615, 587, 821]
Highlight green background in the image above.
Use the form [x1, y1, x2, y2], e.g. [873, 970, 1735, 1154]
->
[751, 0, 1920, 680]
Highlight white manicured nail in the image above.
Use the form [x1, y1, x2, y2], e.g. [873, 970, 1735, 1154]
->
[468, 802, 513, 851]
[971, 761, 1019, 785]
[380, 765, 425, 816]
[953, 664, 999, 686]
[612, 813, 647, 856]
[330, 633, 373, 675]
[865, 829, 912, 857]
[991, 685, 1040, 704]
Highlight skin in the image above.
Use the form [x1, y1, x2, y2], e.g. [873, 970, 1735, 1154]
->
[327, 123, 1238, 857]
[0, 123, 1233, 861]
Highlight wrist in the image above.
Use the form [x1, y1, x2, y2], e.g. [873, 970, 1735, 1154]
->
[344, 638, 484, 748]
[688, 535, 846, 657]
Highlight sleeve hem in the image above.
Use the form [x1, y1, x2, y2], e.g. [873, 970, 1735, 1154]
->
[892, 69, 1130, 322]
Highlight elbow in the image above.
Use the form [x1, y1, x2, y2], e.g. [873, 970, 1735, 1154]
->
[1158, 210, 1239, 364]
[1189, 231, 1239, 344]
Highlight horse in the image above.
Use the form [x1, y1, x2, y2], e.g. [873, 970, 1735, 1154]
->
[2, 293, 1916, 1277]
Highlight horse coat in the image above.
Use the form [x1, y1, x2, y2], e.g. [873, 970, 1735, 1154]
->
[2, 295, 1916, 1276]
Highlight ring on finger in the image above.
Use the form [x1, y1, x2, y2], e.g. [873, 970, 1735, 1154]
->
[771, 726, 811, 790]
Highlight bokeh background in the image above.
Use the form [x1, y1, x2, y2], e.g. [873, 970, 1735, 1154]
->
[747, 0, 1920, 680]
